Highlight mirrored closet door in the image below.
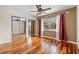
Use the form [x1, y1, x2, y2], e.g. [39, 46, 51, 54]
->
[12, 16, 26, 43]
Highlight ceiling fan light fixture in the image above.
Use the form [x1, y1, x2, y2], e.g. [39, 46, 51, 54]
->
[36, 14, 41, 17]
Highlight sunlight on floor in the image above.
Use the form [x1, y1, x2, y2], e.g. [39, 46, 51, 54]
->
[41, 42, 59, 54]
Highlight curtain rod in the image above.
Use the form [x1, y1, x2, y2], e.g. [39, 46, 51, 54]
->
[41, 11, 68, 19]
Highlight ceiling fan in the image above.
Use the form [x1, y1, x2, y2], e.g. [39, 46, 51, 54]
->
[29, 5, 51, 16]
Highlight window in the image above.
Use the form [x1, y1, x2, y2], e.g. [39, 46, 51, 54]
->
[41, 15, 60, 40]
[43, 17, 56, 31]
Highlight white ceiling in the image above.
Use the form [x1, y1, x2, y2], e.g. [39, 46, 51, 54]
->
[7, 5, 76, 17]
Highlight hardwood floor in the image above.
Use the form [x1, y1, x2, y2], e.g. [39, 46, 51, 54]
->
[0, 36, 79, 54]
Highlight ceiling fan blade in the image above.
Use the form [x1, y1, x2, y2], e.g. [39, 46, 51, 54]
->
[29, 11, 38, 12]
[42, 11, 47, 14]
[36, 5, 39, 11]
[42, 8, 51, 11]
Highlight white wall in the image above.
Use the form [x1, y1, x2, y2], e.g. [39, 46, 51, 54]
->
[77, 6, 79, 46]
[0, 6, 34, 44]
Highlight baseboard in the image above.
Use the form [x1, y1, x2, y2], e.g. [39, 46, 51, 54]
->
[67, 40, 79, 48]
[41, 35, 79, 48]
[13, 33, 25, 35]
[43, 36, 77, 45]
[66, 41, 79, 48]
[34, 34, 39, 36]
[67, 41, 77, 44]
[0, 42, 12, 45]
[41, 35, 56, 40]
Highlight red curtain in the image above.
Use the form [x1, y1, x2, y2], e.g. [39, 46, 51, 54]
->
[59, 15, 67, 41]
[38, 16, 41, 37]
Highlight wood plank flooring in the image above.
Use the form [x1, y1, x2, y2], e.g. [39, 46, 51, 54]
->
[0, 36, 79, 54]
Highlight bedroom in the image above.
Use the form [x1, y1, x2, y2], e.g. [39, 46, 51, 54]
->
[0, 5, 79, 54]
